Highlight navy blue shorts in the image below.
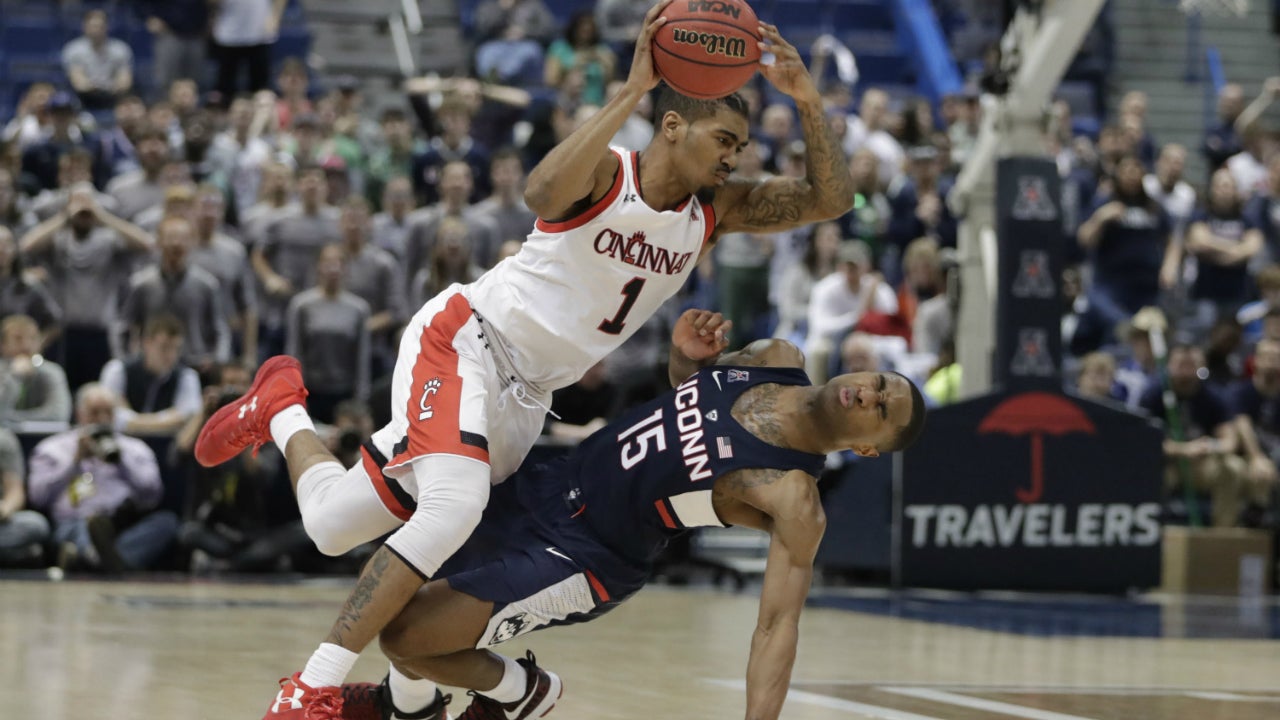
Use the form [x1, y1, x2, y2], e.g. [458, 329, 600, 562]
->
[440, 460, 650, 648]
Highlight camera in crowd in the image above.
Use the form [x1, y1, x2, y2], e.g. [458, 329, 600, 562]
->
[87, 424, 122, 463]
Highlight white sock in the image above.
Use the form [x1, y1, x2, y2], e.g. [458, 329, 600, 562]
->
[269, 404, 314, 450]
[298, 642, 359, 689]
[388, 664, 438, 714]
[486, 654, 527, 703]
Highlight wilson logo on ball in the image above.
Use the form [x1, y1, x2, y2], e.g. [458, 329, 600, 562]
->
[670, 28, 748, 58]
[687, 0, 742, 18]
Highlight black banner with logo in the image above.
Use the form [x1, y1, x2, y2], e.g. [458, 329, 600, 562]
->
[994, 157, 1064, 391]
[897, 391, 1163, 592]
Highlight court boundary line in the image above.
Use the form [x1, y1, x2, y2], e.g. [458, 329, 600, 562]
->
[703, 680, 948, 720]
[880, 686, 1104, 720]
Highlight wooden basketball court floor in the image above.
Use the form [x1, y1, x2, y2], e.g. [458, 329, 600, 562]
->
[2, 576, 1278, 720]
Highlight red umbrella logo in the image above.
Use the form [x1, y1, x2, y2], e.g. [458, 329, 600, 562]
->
[978, 392, 1096, 503]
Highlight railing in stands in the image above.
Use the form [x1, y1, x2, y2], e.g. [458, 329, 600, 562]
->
[889, 0, 963, 106]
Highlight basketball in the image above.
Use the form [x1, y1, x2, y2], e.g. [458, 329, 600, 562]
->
[652, 0, 762, 99]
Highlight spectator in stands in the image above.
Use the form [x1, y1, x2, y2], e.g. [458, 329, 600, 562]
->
[1113, 306, 1165, 409]
[240, 161, 295, 240]
[901, 237, 951, 355]
[839, 149, 891, 256]
[212, 0, 288, 98]
[410, 217, 484, 308]
[757, 103, 795, 173]
[134, 183, 197, 235]
[20, 93, 95, 193]
[274, 58, 313, 131]
[1184, 169, 1265, 330]
[545, 12, 618, 107]
[62, 9, 134, 112]
[1239, 264, 1280, 345]
[286, 244, 371, 423]
[775, 221, 840, 346]
[1144, 144, 1196, 242]
[252, 166, 340, 356]
[411, 100, 491, 206]
[365, 109, 424, 212]
[1077, 154, 1175, 337]
[283, 112, 325, 168]
[1118, 91, 1155, 167]
[2, 83, 55, 153]
[371, 177, 415, 262]
[28, 383, 178, 572]
[887, 145, 955, 282]
[1230, 337, 1280, 526]
[119, 216, 230, 371]
[0, 427, 49, 566]
[1204, 82, 1246, 173]
[1140, 343, 1245, 528]
[190, 185, 258, 365]
[138, 0, 210, 100]
[474, 0, 557, 43]
[844, 88, 904, 186]
[405, 160, 501, 271]
[716, 141, 779, 349]
[336, 197, 405, 371]
[546, 360, 616, 442]
[804, 241, 898, 383]
[100, 313, 203, 438]
[1075, 350, 1122, 403]
[474, 148, 537, 249]
[0, 227, 61, 349]
[106, 125, 174, 222]
[1234, 77, 1280, 148]
[31, 149, 116, 222]
[207, 96, 275, 218]
[0, 314, 72, 428]
[19, 184, 155, 390]
[93, 95, 146, 187]
[1223, 121, 1274, 198]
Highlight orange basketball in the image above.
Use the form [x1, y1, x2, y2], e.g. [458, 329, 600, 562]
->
[652, 0, 762, 100]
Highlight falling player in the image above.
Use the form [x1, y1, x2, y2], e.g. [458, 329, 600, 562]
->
[195, 0, 856, 717]
[340, 309, 926, 720]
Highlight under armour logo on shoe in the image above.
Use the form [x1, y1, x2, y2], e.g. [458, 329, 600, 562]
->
[238, 396, 258, 419]
[272, 685, 304, 712]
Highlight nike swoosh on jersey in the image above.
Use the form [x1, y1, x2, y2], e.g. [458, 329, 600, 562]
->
[712, 371, 723, 391]
[545, 547, 573, 563]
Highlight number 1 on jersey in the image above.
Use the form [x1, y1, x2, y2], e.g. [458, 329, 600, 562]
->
[598, 277, 646, 335]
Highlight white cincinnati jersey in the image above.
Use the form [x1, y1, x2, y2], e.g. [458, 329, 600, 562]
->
[466, 148, 715, 390]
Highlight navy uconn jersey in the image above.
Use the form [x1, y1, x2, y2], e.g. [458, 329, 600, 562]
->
[565, 366, 826, 565]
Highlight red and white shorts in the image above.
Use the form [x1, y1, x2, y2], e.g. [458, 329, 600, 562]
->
[362, 284, 551, 521]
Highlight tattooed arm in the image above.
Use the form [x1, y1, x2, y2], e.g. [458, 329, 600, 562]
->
[713, 24, 855, 234]
[718, 469, 825, 720]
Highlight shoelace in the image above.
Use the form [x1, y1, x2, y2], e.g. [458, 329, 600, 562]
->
[303, 691, 344, 720]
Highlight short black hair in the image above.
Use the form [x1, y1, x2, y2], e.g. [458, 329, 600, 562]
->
[882, 372, 927, 453]
[653, 83, 750, 126]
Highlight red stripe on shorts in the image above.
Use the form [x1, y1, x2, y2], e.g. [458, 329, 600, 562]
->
[362, 446, 413, 522]
[390, 293, 490, 468]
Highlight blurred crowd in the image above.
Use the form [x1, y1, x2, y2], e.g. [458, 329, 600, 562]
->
[0, 0, 1277, 575]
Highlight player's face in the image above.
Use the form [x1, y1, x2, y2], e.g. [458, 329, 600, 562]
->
[824, 372, 913, 456]
[684, 109, 751, 191]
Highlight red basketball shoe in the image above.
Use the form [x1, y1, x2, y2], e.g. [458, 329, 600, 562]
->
[195, 355, 308, 467]
[263, 673, 344, 719]
[455, 652, 561, 720]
